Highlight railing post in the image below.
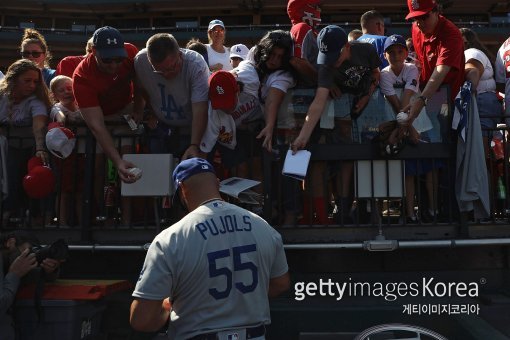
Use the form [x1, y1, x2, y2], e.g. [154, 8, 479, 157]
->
[80, 129, 96, 242]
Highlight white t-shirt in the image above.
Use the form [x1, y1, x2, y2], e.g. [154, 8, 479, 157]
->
[133, 200, 288, 340]
[260, 70, 295, 100]
[233, 61, 260, 98]
[200, 104, 237, 152]
[465, 48, 496, 94]
[0, 95, 47, 126]
[206, 44, 233, 71]
[495, 37, 510, 120]
[134, 48, 209, 126]
[50, 102, 81, 123]
[380, 62, 419, 97]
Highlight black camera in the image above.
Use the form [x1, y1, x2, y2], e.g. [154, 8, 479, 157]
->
[32, 239, 69, 264]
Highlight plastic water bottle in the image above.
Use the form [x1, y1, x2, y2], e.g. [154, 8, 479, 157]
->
[497, 177, 506, 200]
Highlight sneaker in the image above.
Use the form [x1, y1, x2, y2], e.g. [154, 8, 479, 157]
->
[406, 215, 419, 224]
[421, 210, 437, 223]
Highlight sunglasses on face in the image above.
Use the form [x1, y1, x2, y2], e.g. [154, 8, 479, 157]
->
[101, 57, 125, 64]
[21, 51, 44, 58]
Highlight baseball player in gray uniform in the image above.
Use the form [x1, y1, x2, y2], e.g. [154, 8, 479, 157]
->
[130, 158, 290, 339]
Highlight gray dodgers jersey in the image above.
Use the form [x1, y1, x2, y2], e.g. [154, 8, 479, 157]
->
[134, 48, 209, 127]
[133, 200, 288, 339]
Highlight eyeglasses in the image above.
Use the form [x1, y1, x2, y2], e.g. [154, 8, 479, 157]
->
[21, 51, 44, 58]
[411, 12, 431, 22]
[152, 53, 182, 75]
[101, 57, 125, 64]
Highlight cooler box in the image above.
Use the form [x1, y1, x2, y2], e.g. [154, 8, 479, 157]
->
[14, 299, 105, 340]
[14, 279, 132, 340]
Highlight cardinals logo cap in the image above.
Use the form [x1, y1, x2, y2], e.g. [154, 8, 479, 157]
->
[208, 71, 239, 111]
[406, 0, 437, 20]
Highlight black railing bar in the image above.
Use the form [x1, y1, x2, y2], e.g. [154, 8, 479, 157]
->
[64, 238, 510, 252]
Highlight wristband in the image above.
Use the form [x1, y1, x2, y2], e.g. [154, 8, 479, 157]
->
[189, 143, 199, 149]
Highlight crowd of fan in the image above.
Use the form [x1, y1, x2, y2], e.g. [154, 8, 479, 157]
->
[0, 0, 509, 228]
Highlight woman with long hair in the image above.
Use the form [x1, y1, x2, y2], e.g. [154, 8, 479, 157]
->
[20, 28, 56, 86]
[250, 29, 296, 151]
[0, 59, 51, 224]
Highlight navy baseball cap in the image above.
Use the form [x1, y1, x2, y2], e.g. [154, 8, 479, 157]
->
[92, 26, 127, 59]
[317, 25, 348, 66]
[384, 34, 407, 52]
[172, 158, 216, 192]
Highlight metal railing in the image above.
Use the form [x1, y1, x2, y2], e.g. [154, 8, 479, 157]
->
[0, 87, 509, 245]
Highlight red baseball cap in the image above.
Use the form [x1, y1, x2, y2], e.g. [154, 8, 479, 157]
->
[208, 71, 239, 111]
[405, 0, 436, 20]
[23, 165, 55, 199]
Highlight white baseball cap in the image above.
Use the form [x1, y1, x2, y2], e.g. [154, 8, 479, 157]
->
[45, 122, 76, 159]
[208, 19, 225, 31]
[230, 44, 249, 60]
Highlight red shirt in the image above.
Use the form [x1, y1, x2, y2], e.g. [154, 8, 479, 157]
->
[412, 15, 465, 100]
[56, 55, 86, 78]
[72, 43, 138, 116]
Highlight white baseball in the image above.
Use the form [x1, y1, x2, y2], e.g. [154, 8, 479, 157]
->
[128, 167, 143, 181]
[396, 112, 409, 123]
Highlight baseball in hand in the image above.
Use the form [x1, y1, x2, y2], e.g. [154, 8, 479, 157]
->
[396, 112, 409, 123]
[128, 167, 143, 181]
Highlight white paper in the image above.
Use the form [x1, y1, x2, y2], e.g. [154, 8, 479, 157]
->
[282, 149, 311, 180]
[219, 177, 261, 205]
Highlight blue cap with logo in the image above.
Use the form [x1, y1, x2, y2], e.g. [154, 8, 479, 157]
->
[208, 19, 225, 31]
[172, 158, 216, 192]
[92, 26, 127, 59]
[317, 25, 348, 66]
[384, 34, 407, 52]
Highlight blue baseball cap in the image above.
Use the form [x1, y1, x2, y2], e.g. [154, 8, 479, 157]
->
[92, 26, 127, 59]
[384, 34, 407, 52]
[317, 25, 348, 66]
[172, 158, 216, 192]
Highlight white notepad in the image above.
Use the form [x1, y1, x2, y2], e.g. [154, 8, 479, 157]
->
[282, 150, 311, 180]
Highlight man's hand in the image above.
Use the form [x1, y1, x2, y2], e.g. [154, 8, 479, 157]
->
[40, 258, 63, 274]
[116, 159, 138, 183]
[256, 125, 274, 152]
[210, 63, 223, 72]
[352, 94, 370, 115]
[291, 134, 308, 154]
[329, 85, 342, 99]
[182, 144, 200, 160]
[9, 249, 37, 278]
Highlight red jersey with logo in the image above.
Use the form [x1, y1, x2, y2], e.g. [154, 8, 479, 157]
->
[412, 15, 464, 100]
[72, 43, 138, 116]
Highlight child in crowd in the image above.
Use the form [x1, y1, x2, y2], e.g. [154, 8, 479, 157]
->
[185, 38, 209, 65]
[379, 34, 434, 223]
[200, 64, 261, 177]
[49, 75, 84, 226]
[348, 29, 363, 41]
[229, 44, 249, 68]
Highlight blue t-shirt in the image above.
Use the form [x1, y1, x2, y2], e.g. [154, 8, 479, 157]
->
[358, 34, 388, 68]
